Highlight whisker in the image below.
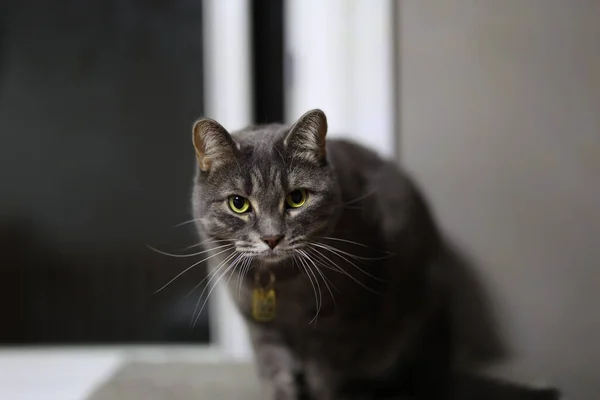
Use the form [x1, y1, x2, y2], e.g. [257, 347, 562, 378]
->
[302, 248, 339, 294]
[299, 249, 336, 308]
[320, 237, 394, 258]
[307, 247, 352, 278]
[224, 254, 249, 304]
[177, 251, 237, 302]
[182, 239, 233, 251]
[310, 242, 384, 281]
[340, 189, 376, 207]
[308, 245, 381, 294]
[315, 243, 391, 262]
[236, 256, 253, 300]
[303, 253, 323, 323]
[154, 246, 235, 294]
[192, 252, 245, 327]
[287, 236, 307, 247]
[147, 243, 233, 259]
[294, 250, 321, 324]
[173, 218, 203, 228]
[324, 247, 391, 262]
[226, 253, 245, 287]
[188, 251, 239, 325]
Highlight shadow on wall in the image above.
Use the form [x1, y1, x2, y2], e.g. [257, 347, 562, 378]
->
[409, 171, 507, 369]
[443, 238, 508, 368]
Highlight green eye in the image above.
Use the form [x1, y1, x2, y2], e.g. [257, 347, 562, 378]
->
[286, 189, 307, 209]
[228, 195, 251, 213]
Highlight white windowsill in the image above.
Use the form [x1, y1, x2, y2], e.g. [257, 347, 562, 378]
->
[0, 345, 241, 400]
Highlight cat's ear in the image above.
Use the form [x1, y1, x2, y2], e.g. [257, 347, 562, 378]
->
[192, 118, 237, 172]
[284, 109, 328, 164]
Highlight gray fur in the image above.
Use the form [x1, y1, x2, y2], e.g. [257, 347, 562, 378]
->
[191, 110, 450, 399]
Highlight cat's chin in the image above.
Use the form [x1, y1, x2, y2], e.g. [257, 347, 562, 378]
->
[259, 251, 291, 264]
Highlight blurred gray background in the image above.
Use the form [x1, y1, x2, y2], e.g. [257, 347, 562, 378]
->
[0, 0, 599, 399]
[399, 1, 599, 398]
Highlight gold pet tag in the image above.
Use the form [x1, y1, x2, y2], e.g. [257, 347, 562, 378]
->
[252, 270, 276, 322]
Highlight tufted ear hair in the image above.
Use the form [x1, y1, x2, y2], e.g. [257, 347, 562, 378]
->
[192, 117, 238, 172]
[284, 109, 328, 165]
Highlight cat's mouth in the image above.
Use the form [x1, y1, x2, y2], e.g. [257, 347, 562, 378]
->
[259, 250, 291, 263]
[237, 243, 298, 263]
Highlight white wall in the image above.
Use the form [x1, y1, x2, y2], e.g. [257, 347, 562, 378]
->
[399, 1, 600, 398]
[285, 0, 395, 157]
[203, 0, 253, 360]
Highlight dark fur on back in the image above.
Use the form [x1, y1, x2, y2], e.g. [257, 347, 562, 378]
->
[191, 110, 451, 399]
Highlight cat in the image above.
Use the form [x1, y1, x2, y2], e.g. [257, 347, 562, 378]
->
[190, 109, 452, 399]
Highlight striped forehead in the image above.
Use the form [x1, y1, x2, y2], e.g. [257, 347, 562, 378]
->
[248, 163, 285, 196]
[233, 125, 290, 197]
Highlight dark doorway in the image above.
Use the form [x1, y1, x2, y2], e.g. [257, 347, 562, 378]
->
[251, 0, 286, 124]
[0, 0, 210, 344]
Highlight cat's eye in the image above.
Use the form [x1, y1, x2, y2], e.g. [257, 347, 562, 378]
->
[228, 195, 251, 214]
[286, 189, 307, 209]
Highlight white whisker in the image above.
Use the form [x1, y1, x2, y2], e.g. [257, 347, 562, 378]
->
[237, 256, 253, 300]
[299, 249, 336, 309]
[310, 242, 383, 281]
[147, 243, 232, 258]
[320, 237, 394, 258]
[173, 218, 203, 228]
[225, 253, 245, 288]
[187, 251, 239, 326]
[183, 239, 234, 251]
[178, 250, 238, 303]
[308, 245, 381, 294]
[153, 246, 234, 294]
[340, 189, 376, 207]
[192, 252, 245, 327]
[295, 250, 321, 324]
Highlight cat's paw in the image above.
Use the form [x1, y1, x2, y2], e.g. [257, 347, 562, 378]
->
[273, 386, 298, 400]
[262, 372, 298, 400]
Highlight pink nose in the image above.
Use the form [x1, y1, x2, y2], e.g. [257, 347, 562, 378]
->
[261, 235, 282, 249]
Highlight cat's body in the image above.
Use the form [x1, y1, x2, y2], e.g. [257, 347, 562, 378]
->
[191, 110, 452, 399]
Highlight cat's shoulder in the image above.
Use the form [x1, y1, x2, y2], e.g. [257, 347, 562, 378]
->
[327, 138, 421, 201]
[327, 138, 394, 172]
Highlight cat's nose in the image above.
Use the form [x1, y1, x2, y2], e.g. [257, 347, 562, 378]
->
[261, 235, 282, 249]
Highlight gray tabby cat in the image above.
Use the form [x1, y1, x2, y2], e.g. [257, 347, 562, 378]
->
[191, 109, 452, 400]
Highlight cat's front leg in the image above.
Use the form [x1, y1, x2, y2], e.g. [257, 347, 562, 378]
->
[255, 344, 298, 400]
[303, 360, 342, 400]
[249, 326, 298, 400]
[262, 369, 297, 400]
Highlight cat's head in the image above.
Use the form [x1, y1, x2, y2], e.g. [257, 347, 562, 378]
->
[191, 109, 341, 263]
